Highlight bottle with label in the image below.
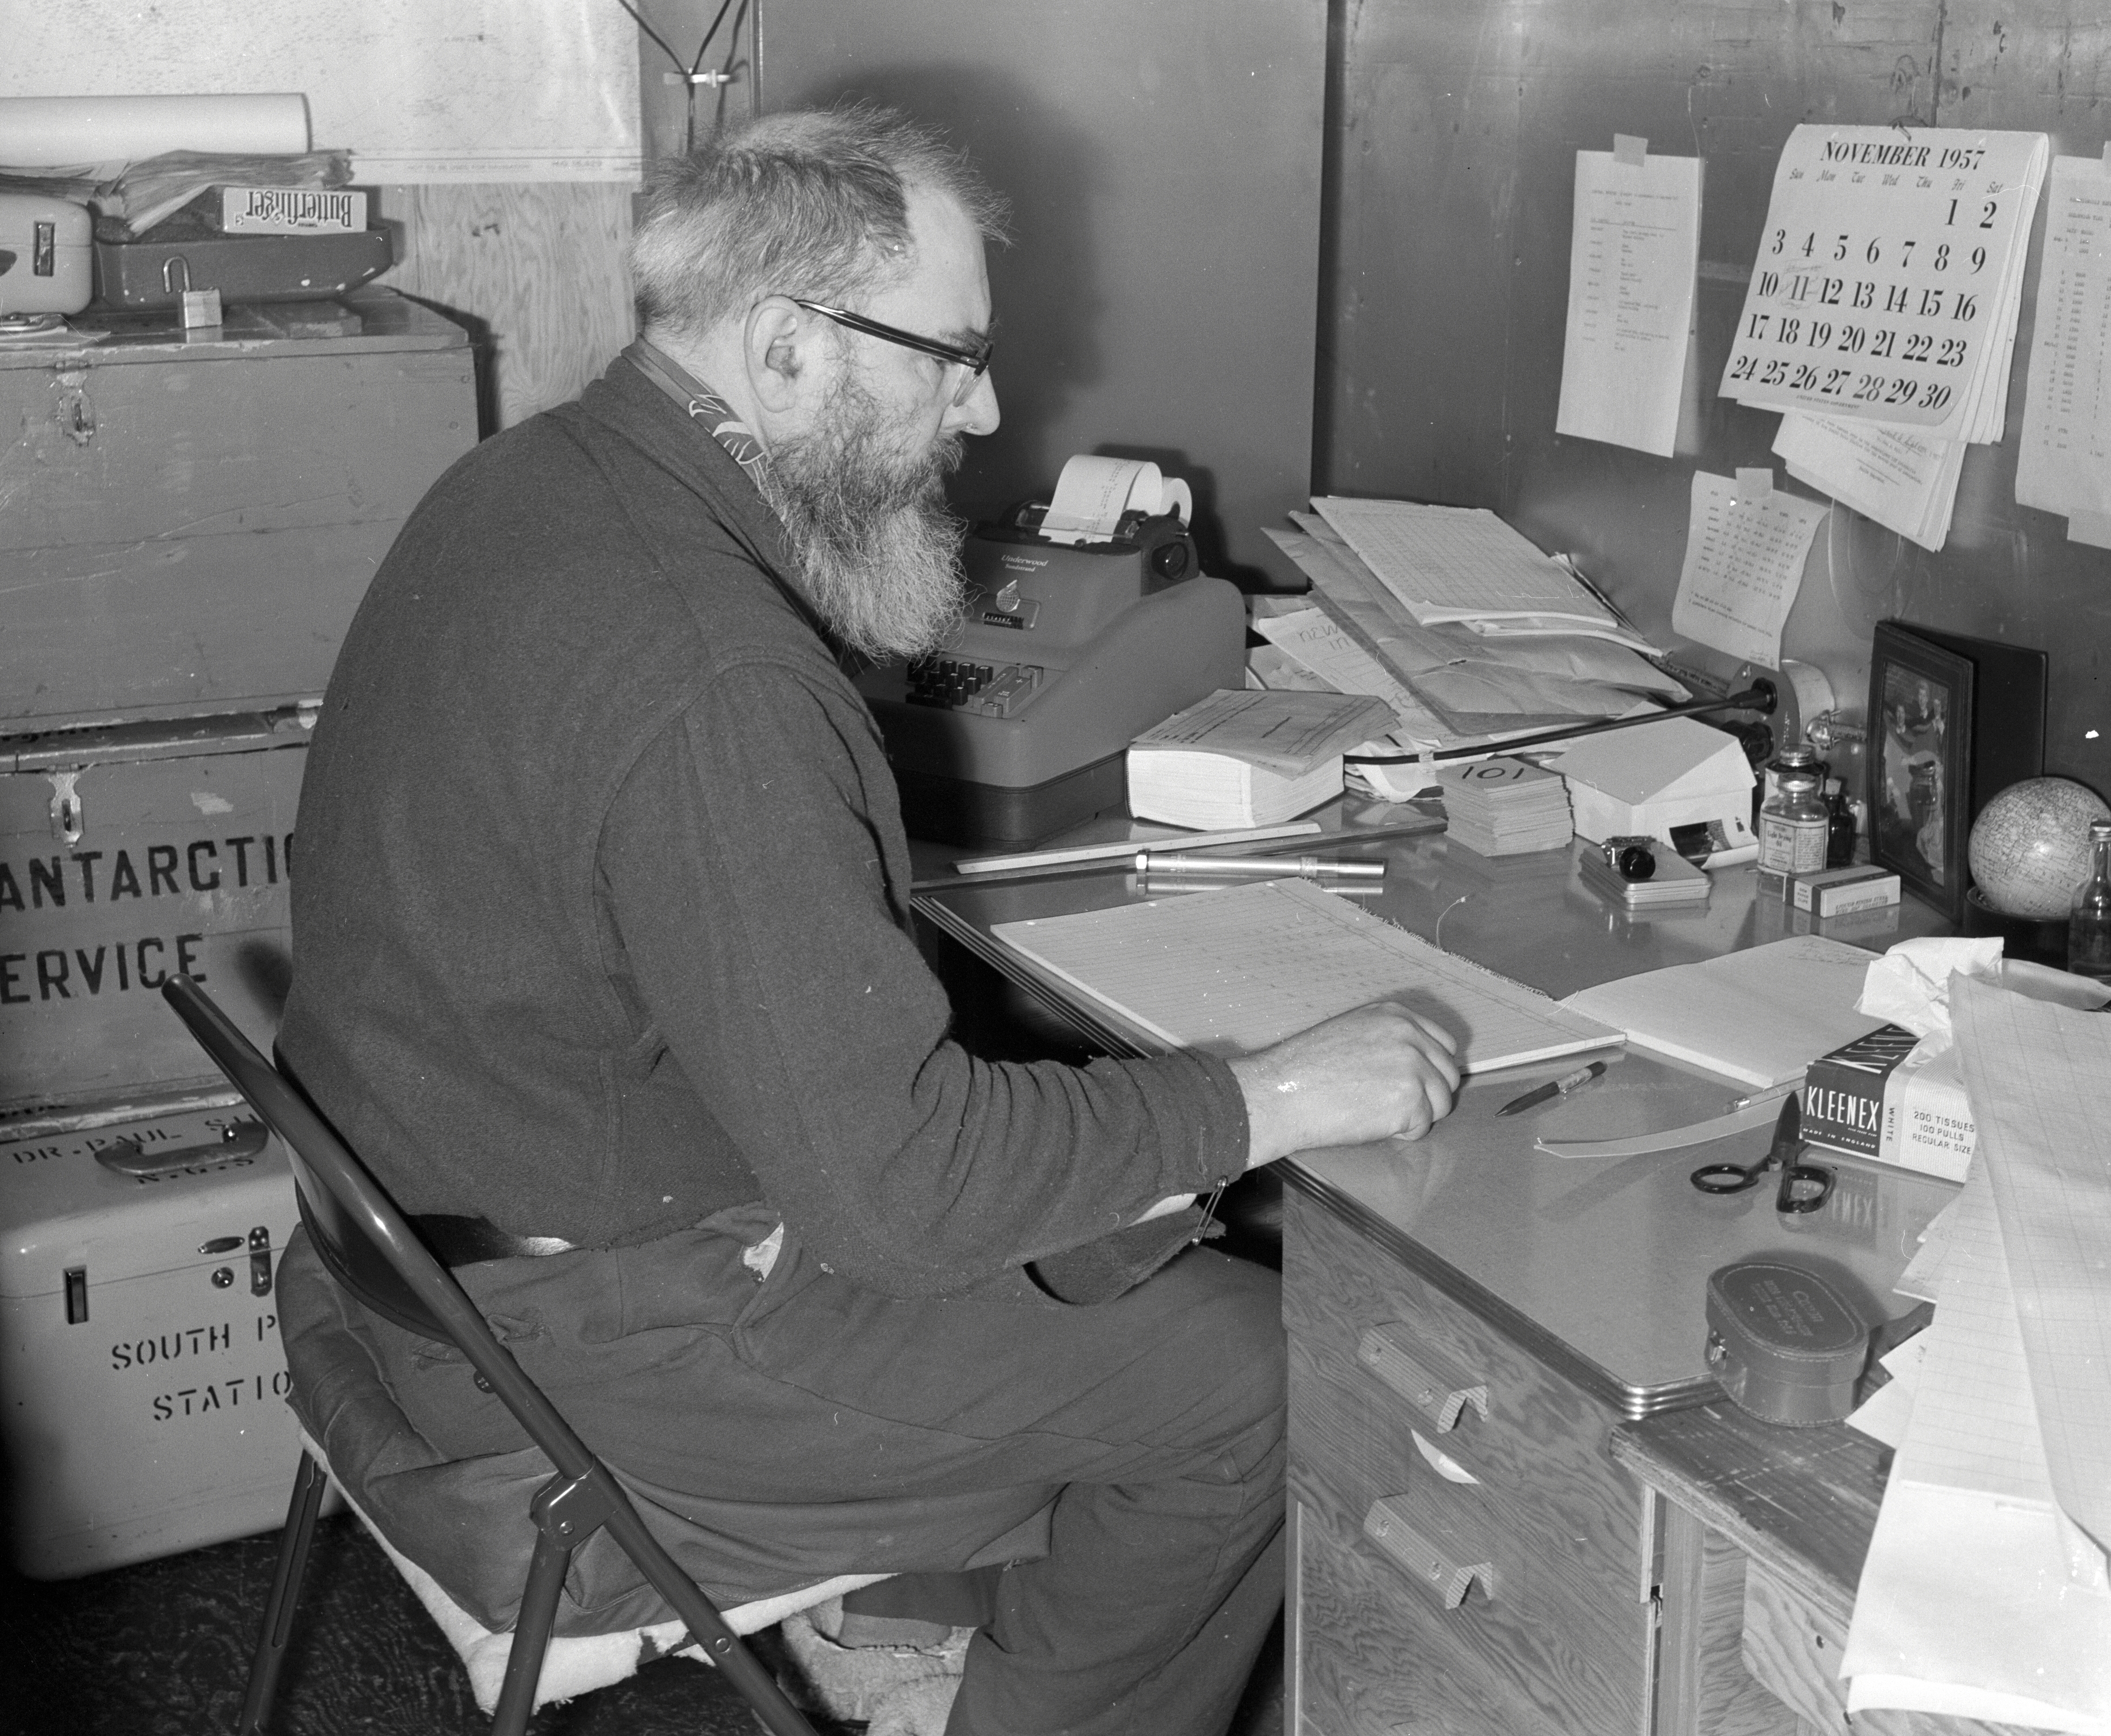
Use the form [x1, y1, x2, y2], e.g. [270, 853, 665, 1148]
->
[2067, 818, 2111, 982]
[1758, 745, 1829, 876]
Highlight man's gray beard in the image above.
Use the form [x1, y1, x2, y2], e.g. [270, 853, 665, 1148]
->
[756, 376, 969, 663]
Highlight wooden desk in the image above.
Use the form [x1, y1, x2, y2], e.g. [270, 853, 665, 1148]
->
[1612, 1405, 2033, 1736]
[915, 824, 1957, 1736]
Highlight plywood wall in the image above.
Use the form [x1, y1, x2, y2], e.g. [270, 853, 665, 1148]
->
[369, 183, 636, 438]
[1321, 0, 2109, 792]
[751, 0, 1327, 588]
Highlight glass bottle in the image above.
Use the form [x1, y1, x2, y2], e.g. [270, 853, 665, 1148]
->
[2067, 818, 2111, 982]
[1758, 745, 1829, 876]
[1825, 777, 1858, 869]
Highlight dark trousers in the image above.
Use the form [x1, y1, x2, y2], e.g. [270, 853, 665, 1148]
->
[369, 1211, 1286, 1736]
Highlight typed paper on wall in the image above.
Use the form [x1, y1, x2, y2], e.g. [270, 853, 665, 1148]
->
[1555, 142, 1703, 458]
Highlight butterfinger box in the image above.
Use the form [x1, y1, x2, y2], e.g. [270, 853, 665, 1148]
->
[2, 1097, 301, 1577]
[1, 710, 307, 1116]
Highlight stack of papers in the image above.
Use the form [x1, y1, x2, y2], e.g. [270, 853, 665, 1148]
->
[1126, 687, 1395, 829]
[1256, 507, 1686, 792]
[1718, 125, 2049, 552]
[1309, 497, 1645, 643]
[1840, 976, 2111, 1732]
[1437, 758, 1574, 856]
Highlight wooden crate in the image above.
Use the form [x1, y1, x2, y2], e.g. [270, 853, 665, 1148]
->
[1, 712, 307, 1113]
[1, 291, 474, 732]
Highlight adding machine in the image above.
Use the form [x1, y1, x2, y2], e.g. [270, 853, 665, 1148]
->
[855, 500, 1246, 847]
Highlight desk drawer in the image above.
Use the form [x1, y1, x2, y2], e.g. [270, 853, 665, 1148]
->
[1285, 1194, 1648, 1593]
[1293, 1458, 1652, 1736]
[1291, 1336, 1653, 1735]
[1294, 1495, 1570, 1736]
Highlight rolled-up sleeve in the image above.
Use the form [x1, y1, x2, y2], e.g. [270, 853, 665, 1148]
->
[599, 654, 1249, 1296]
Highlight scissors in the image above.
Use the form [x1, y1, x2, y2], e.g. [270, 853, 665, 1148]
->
[1690, 1094, 1833, 1213]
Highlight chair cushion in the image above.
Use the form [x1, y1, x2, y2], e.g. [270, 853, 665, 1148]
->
[305, 1424, 884, 1714]
[276, 1226, 1052, 1636]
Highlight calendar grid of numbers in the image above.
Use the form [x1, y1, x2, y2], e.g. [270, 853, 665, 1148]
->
[1720, 126, 2047, 440]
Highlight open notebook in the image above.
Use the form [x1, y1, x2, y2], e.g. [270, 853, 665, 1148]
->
[1559, 934, 1882, 1091]
[990, 878, 1620, 1072]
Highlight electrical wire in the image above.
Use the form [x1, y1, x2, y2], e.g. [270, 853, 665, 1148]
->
[1344, 682, 1778, 766]
[617, 0, 749, 154]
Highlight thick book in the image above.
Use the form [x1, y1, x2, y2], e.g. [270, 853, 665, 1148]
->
[1126, 752, 1343, 829]
[991, 876, 1621, 1073]
[1126, 687, 1392, 829]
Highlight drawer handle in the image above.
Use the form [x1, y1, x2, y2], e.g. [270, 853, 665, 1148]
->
[94, 1119, 269, 1178]
[1363, 1496, 1496, 1609]
[1357, 1325, 1489, 1431]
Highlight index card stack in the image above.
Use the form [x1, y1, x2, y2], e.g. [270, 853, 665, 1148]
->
[1437, 758, 1574, 856]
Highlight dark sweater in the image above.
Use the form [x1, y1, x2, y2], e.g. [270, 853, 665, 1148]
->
[277, 355, 1247, 1297]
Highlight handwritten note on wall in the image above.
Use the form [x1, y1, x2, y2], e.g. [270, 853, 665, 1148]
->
[1555, 144, 1703, 458]
[1669, 472, 1829, 669]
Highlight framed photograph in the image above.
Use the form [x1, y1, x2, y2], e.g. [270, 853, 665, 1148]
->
[1868, 621, 1975, 922]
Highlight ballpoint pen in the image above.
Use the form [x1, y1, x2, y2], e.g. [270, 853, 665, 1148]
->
[1496, 1059, 1608, 1116]
[1131, 850, 1386, 879]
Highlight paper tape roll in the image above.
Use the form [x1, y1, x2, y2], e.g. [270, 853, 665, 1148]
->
[1040, 453, 1192, 544]
[0, 93, 310, 167]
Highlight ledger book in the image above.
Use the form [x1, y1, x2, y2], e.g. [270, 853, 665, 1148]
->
[991, 877, 1621, 1072]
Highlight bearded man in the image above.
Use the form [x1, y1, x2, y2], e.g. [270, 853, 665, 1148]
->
[275, 107, 1457, 1735]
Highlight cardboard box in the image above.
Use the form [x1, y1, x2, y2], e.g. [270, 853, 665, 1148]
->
[1788, 900, 1903, 945]
[1551, 717, 1757, 856]
[1801, 1022, 1974, 1182]
[1, 712, 305, 1115]
[1791, 865, 1901, 917]
[0, 1096, 301, 1576]
[1801, 1025, 1919, 1157]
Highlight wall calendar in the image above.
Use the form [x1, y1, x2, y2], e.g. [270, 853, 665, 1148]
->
[1720, 126, 2048, 442]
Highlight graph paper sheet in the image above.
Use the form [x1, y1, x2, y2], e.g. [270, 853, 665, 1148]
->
[990, 877, 1621, 1072]
[1889, 1164, 2051, 1508]
[1951, 976, 2111, 1551]
[1308, 498, 1616, 627]
[1842, 976, 2111, 1732]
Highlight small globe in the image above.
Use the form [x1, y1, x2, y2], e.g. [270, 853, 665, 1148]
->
[1967, 777, 2111, 918]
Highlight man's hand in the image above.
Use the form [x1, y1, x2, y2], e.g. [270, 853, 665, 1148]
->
[1228, 1001, 1460, 1168]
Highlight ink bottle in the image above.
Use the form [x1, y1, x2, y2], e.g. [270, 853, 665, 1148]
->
[1758, 745, 1828, 876]
[2067, 818, 2111, 982]
[1824, 777, 1858, 869]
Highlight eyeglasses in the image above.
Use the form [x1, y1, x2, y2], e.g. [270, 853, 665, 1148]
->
[792, 298, 994, 406]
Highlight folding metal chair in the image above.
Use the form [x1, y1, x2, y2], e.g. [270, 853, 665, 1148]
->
[160, 974, 827, 1736]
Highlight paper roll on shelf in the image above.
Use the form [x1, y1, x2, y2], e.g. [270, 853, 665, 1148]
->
[0, 94, 309, 169]
[1039, 454, 1192, 546]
